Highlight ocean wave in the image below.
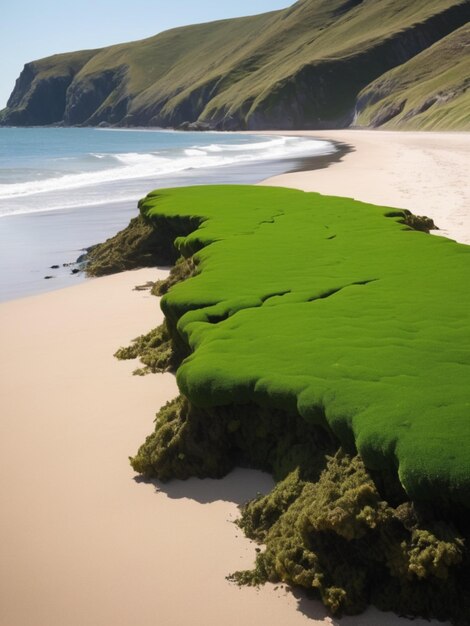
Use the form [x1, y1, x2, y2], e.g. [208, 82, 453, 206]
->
[184, 148, 207, 157]
[0, 136, 334, 204]
[204, 137, 289, 152]
[0, 192, 142, 217]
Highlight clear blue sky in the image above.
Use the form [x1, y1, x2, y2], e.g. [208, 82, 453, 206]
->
[1, 0, 291, 108]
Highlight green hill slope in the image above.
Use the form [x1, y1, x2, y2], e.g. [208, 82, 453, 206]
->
[356, 23, 470, 129]
[1, 0, 469, 129]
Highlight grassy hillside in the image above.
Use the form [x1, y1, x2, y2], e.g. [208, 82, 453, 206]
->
[113, 184, 470, 620]
[356, 23, 470, 129]
[1, 0, 469, 129]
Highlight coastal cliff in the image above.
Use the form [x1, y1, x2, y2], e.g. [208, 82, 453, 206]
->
[1, 0, 469, 130]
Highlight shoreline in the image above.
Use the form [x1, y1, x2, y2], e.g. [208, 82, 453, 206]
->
[0, 130, 340, 304]
[288, 138, 352, 174]
[1, 130, 466, 624]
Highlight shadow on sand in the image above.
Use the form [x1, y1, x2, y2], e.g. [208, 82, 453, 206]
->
[134, 467, 434, 626]
[133, 466, 276, 506]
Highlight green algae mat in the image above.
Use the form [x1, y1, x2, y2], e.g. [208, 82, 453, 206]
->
[139, 185, 470, 508]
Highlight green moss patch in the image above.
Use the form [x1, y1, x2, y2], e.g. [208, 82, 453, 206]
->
[131, 395, 335, 483]
[137, 184, 470, 510]
[128, 184, 469, 622]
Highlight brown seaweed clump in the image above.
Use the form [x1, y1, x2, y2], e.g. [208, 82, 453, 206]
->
[130, 394, 469, 624]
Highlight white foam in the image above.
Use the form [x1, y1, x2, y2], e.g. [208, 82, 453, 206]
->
[0, 136, 335, 215]
[204, 137, 288, 152]
[184, 148, 207, 157]
[113, 152, 162, 165]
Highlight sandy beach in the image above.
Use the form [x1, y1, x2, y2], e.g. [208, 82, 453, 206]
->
[261, 130, 470, 245]
[1, 129, 465, 625]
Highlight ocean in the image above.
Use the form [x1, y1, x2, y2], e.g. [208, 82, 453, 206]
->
[0, 127, 336, 301]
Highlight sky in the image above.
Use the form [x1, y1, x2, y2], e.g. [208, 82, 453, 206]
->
[0, 0, 290, 109]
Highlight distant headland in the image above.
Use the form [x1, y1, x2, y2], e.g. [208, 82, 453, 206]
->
[1, 0, 469, 131]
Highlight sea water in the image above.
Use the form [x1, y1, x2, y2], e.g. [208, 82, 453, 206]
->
[0, 127, 335, 301]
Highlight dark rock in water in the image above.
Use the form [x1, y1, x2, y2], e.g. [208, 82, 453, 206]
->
[71, 268, 80, 274]
[44, 275, 54, 280]
[76, 246, 96, 266]
[50, 264, 60, 269]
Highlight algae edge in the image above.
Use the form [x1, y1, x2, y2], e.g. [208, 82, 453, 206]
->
[130, 385, 469, 624]
[102, 189, 467, 624]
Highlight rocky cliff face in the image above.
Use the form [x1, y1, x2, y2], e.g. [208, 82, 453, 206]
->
[0, 50, 97, 126]
[354, 21, 470, 130]
[1, 0, 469, 130]
[63, 66, 129, 125]
[3, 64, 76, 126]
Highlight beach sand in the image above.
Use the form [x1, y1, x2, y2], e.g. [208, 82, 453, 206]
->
[1, 129, 464, 625]
[0, 269, 320, 626]
[261, 129, 470, 245]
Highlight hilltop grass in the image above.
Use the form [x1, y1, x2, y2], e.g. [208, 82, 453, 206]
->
[125, 184, 469, 622]
[67, 0, 470, 127]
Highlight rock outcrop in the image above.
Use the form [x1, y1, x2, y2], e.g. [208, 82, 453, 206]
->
[1, 50, 97, 126]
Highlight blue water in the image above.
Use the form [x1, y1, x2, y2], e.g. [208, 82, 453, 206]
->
[0, 127, 335, 301]
[0, 127, 334, 216]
